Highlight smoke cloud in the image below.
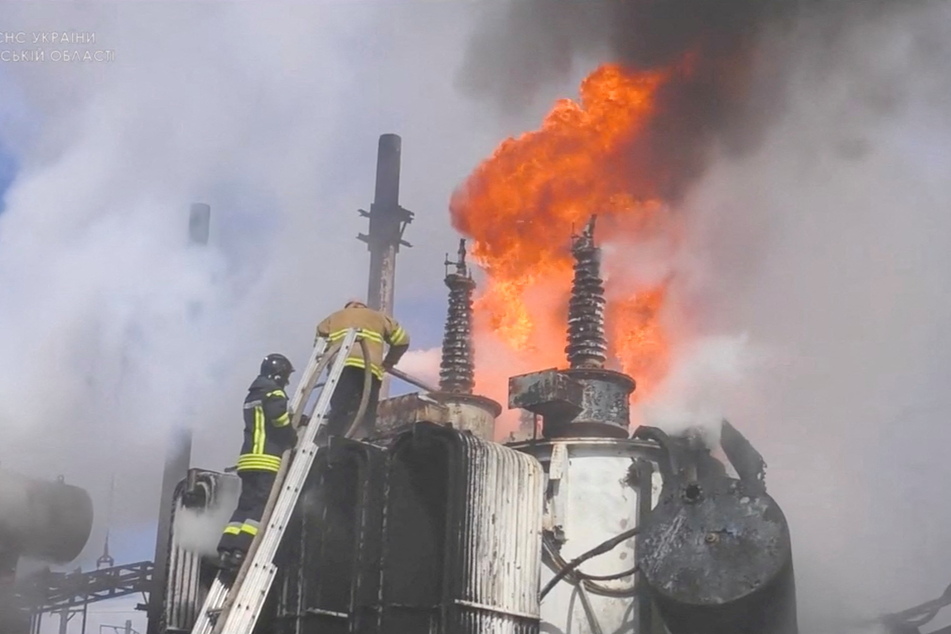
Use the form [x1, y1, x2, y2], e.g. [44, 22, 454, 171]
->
[395, 347, 441, 391]
[173, 504, 234, 559]
[455, 0, 951, 631]
[1, 1, 949, 632]
[0, 1, 545, 574]
[456, 0, 919, 203]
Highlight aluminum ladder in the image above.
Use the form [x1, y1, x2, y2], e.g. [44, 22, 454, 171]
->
[189, 327, 360, 634]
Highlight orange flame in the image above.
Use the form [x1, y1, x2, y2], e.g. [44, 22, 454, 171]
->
[450, 63, 681, 407]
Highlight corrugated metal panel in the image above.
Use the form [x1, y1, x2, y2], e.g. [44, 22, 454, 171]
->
[161, 470, 239, 633]
[449, 429, 544, 634]
[380, 423, 544, 634]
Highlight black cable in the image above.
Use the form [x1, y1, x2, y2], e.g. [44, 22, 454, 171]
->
[539, 526, 641, 601]
[542, 540, 639, 597]
[877, 581, 951, 631]
[541, 536, 638, 598]
[576, 566, 640, 582]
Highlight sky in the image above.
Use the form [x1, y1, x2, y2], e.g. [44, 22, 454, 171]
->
[1, 1, 950, 633]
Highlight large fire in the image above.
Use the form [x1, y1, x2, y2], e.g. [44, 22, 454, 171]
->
[450, 63, 684, 407]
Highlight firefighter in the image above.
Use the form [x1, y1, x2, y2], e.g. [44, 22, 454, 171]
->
[315, 299, 410, 440]
[217, 353, 297, 571]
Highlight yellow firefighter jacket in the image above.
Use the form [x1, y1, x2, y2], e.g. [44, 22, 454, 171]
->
[315, 306, 410, 380]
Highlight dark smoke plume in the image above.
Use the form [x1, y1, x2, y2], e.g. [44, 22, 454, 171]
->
[455, 0, 907, 202]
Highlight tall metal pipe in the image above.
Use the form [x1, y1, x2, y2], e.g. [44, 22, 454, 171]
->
[359, 134, 414, 317]
[358, 134, 414, 400]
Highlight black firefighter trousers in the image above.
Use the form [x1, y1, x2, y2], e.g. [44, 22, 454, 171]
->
[323, 366, 381, 441]
[218, 470, 275, 555]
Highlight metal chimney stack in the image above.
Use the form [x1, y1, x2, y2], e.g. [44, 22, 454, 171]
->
[508, 215, 635, 438]
[358, 134, 415, 400]
[439, 239, 475, 394]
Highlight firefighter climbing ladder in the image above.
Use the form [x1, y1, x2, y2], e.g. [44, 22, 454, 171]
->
[189, 328, 360, 634]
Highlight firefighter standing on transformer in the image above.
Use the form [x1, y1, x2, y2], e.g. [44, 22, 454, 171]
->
[216, 353, 296, 571]
[316, 299, 410, 440]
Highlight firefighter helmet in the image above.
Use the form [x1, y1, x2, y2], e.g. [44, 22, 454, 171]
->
[261, 353, 294, 386]
[345, 299, 367, 309]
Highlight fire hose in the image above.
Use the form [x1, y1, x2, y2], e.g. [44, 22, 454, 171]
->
[342, 338, 373, 439]
[386, 366, 438, 393]
[303, 339, 436, 440]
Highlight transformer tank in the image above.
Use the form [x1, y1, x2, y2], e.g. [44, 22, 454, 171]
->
[635, 423, 799, 634]
[0, 469, 93, 565]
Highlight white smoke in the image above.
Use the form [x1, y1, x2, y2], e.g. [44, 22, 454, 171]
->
[172, 504, 235, 558]
[458, 2, 951, 632]
[394, 346, 442, 391]
[639, 334, 756, 441]
[0, 2, 552, 571]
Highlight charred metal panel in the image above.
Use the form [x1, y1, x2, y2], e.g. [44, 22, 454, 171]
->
[508, 368, 634, 438]
[638, 478, 796, 634]
[160, 469, 239, 633]
[379, 426, 447, 633]
[374, 393, 450, 439]
[635, 423, 798, 634]
[559, 368, 635, 438]
[381, 423, 544, 634]
[274, 439, 386, 634]
[508, 369, 584, 419]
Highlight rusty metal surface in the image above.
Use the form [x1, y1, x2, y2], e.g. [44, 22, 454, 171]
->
[508, 368, 635, 438]
[380, 423, 544, 633]
[508, 369, 584, 419]
[374, 393, 450, 439]
[557, 368, 635, 437]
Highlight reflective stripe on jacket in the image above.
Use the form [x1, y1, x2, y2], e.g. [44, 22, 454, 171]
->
[237, 376, 295, 473]
[315, 306, 410, 380]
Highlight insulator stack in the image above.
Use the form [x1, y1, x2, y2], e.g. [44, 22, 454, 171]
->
[566, 216, 607, 369]
[440, 239, 476, 393]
